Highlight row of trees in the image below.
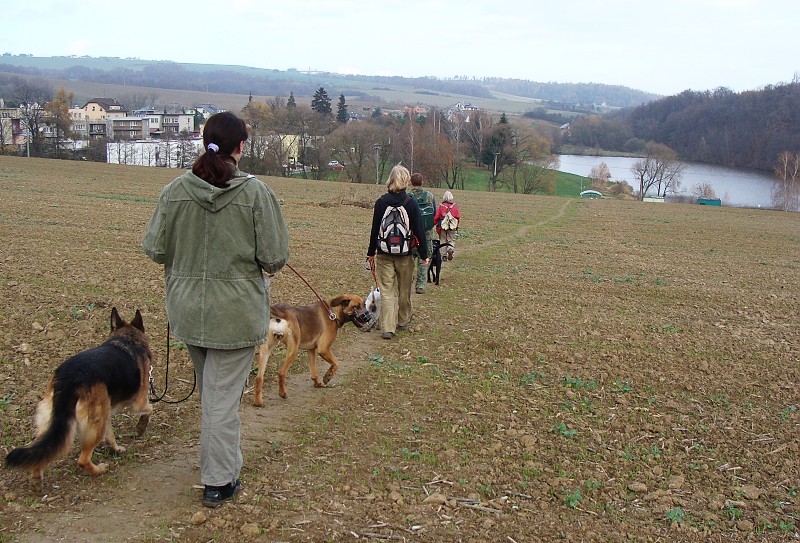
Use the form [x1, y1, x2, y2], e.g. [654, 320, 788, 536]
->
[2, 57, 655, 109]
[0, 75, 75, 157]
[238, 88, 560, 193]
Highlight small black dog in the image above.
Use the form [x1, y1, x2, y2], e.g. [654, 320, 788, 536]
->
[427, 240, 443, 285]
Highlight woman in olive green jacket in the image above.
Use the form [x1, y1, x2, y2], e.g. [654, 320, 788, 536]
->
[143, 112, 288, 508]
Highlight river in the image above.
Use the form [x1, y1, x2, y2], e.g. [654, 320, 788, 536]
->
[557, 155, 785, 210]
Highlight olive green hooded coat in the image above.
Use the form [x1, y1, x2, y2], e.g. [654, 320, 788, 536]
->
[143, 170, 289, 349]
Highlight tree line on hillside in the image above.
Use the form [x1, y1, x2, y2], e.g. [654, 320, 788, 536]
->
[0, 66, 563, 194]
[235, 90, 560, 194]
[0, 70, 559, 195]
[0, 57, 654, 108]
[564, 81, 800, 172]
[484, 78, 660, 108]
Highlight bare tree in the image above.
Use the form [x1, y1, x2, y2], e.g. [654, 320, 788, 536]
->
[589, 162, 611, 189]
[772, 151, 800, 211]
[497, 128, 558, 194]
[461, 109, 492, 166]
[240, 99, 279, 175]
[692, 182, 717, 199]
[630, 142, 683, 200]
[327, 122, 393, 184]
[0, 114, 9, 155]
[266, 95, 286, 113]
[176, 130, 198, 169]
[118, 91, 160, 111]
[14, 78, 54, 156]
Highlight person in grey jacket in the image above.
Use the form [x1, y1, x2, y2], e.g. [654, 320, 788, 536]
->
[142, 111, 289, 508]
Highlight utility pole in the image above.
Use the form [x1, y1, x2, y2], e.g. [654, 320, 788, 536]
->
[373, 144, 381, 184]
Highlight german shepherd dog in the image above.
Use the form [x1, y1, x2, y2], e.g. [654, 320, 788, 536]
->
[427, 239, 443, 285]
[253, 294, 371, 404]
[5, 308, 153, 491]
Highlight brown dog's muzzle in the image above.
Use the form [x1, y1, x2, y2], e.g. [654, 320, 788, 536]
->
[350, 307, 373, 329]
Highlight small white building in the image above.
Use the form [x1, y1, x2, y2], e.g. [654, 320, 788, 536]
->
[107, 138, 203, 168]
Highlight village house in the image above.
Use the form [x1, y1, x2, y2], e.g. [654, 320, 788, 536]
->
[81, 98, 128, 121]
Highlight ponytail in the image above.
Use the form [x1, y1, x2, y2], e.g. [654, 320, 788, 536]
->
[192, 112, 248, 188]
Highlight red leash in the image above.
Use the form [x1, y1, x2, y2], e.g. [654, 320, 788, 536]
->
[284, 263, 336, 321]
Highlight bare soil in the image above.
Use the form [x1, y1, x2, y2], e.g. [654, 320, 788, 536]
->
[1, 156, 799, 542]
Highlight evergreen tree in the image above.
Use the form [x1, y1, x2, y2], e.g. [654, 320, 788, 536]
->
[336, 93, 348, 123]
[311, 87, 332, 115]
[287, 92, 296, 109]
[499, 112, 509, 124]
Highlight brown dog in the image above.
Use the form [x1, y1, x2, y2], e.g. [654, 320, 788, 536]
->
[5, 308, 153, 491]
[253, 294, 371, 404]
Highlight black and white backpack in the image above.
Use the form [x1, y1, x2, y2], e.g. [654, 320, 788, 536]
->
[377, 196, 413, 255]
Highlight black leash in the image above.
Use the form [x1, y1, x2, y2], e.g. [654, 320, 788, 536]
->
[149, 264, 332, 403]
[149, 322, 196, 404]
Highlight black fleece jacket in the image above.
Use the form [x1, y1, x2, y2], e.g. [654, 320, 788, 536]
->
[367, 190, 429, 259]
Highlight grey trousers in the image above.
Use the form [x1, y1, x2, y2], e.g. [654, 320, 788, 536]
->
[413, 234, 434, 290]
[187, 344, 254, 487]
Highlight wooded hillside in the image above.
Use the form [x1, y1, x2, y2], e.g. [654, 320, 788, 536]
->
[564, 82, 800, 171]
[619, 83, 800, 170]
[0, 54, 657, 109]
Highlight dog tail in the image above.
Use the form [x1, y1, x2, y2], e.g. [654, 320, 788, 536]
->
[5, 378, 77, 473]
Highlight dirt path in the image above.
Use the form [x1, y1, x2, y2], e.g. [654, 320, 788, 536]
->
[460, 198, 573, 253]
[8, 202, 570, 542]
[9, 329, 386, 543]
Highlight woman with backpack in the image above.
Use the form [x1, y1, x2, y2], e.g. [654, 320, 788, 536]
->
[434, 191, 461, 261]
[366, 165, 429, 340]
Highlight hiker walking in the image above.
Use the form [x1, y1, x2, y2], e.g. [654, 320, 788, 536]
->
[434, 190, 461, 261]
[143, 111, 289, 508]
[366, 165, 429, 340]
[409, 172, 436, 294]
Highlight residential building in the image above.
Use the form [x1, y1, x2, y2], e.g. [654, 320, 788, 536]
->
[81, 98, 128, 121]
[69, 105, 88, 140]
[403, 105, 428, 118]
[161, 112, 194, 136]
[0, 103, 22, 147]
[88, 120, 109, 140]
[110, 116, 149, 140]
[194, 104, 221, 118]
[131, 108, 195, 137]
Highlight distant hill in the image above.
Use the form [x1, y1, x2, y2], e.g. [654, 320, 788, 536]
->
[0, 54, 660, 111]
[619, 84, 800, 170]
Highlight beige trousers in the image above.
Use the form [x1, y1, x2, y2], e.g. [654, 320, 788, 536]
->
[374, 253, 415, 333]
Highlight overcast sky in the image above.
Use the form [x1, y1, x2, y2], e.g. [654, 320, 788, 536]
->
[3, 0, 797, 97]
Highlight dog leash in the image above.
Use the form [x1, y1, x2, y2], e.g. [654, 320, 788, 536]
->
[370, 259, 378, 288]
[149, 264, 336, 403]
[149, 322, 196, 404]
[285, 263, 337, 321]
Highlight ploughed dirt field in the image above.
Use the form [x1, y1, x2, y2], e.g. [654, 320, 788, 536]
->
[0, 155, 798, 542]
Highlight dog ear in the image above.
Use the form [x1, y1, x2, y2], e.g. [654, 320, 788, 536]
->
[110, 307, 124, 332]
[131, 309, 145, 332]
[330, 296, 351, 308]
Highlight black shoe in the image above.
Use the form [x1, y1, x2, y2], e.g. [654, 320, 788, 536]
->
[381, 332, 394, 340]
[202, 479, 241, 508]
